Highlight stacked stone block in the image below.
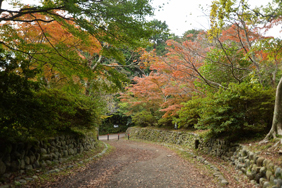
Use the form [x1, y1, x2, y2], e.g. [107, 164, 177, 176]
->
[232, 147, 282, 188]
[0, 134, 97, 177]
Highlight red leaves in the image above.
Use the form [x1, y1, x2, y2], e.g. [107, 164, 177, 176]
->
[121, 38, 204, 118]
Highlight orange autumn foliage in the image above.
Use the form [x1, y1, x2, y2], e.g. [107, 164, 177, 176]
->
[121, 34, 207, 118]
[2, 12, 102, 88]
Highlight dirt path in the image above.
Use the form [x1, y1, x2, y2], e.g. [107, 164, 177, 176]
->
[48, 139, 219, 188]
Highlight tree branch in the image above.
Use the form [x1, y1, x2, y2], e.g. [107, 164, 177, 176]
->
[0, 7, 64, 22]
[216, 37, 241, 83]
[33, 14, 78, 65]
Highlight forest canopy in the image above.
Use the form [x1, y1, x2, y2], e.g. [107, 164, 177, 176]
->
[1, 0, 282, 142]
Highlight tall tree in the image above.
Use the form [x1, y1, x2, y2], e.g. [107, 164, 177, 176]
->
[146, 19, 171, 56]
[209, 0, 282, 141]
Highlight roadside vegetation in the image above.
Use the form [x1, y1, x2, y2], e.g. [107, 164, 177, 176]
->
[119, 0, 282, 143]
[0, 0, 158, 143]
[1, 0, 282, 147]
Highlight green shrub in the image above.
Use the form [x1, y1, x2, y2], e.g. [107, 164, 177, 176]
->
[0, 54, 40, 141]
[0, 71, 102, 141]
[1, 86, 102, 141]
[35, 89, 102, 130]
[131, 111, 157, 127]
[177, 97, 204, 128]
[196, 83, 275, 140]
[0, 48, 103, 142]
[157, 116, 173, 127]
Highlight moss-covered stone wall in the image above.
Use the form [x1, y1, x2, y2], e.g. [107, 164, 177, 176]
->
[127, 127, 198, 148]
[0, 131, 98, 177]
[126, 127, 237, 159]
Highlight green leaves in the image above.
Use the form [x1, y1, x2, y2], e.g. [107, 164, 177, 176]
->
[177, 82, 275, 140]
[0, 49, 104, 141]
[0, 86, 103, 141]
[132, 111, 157, 127]
[177, 97, 203, 128]
[2, 0, 157, 95]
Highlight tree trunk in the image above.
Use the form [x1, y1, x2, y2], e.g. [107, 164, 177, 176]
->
[263, 77, 282, 141]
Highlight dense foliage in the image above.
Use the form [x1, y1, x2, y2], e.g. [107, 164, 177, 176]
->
[0, 0, 159, 140]
[99, 113, 133, 135]
[120, 0, 282, 140]
[0, 57, 103, 141]
[2, 0, 282, 142]
[178, 83, 275, 140]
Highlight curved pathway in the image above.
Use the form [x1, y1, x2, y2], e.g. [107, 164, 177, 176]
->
[47, 140, 219, 188]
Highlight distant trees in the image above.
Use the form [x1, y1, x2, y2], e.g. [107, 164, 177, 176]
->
[120, 30, 204, 127]
[146, 19, 171, 56]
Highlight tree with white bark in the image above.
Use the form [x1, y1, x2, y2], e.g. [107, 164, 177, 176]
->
[209, 0, 282, 141]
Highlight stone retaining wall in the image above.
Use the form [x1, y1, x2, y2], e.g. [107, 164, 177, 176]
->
[127, 127, 198, 148]
[127, 127, 282, 188]
[126, 127, 238, 160]
[0, 132, 98, 177]
[232, 146, 282, 187]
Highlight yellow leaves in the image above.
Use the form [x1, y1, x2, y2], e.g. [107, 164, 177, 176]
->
[224, 0, 234, 13]
[208, 0, 235, 41]
[141, 61, 149, 68]
[101, 115, 111, 120]
[208, 1, 224, 42]
[210, 1, 219, 18]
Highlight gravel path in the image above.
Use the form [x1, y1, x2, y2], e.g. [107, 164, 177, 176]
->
[50, 139, 219, 188]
